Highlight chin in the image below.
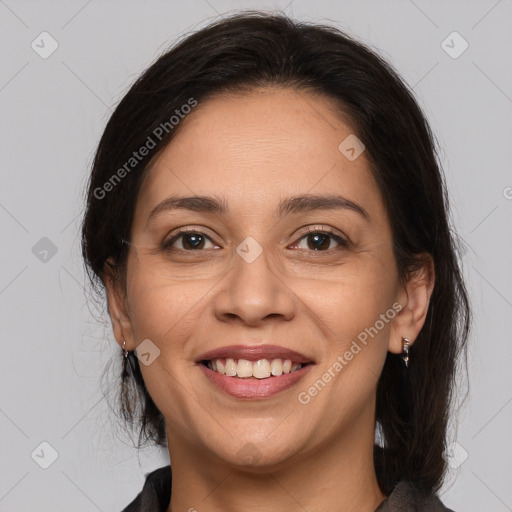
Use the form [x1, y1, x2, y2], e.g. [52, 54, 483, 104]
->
[212, 438, 303, 472]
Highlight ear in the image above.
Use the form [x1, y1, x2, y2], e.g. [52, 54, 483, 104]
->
[388, 253, 435, 354]
[104, 257, 135, 351]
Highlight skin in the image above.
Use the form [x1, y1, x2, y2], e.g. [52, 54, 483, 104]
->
[106, 87, 434, 512]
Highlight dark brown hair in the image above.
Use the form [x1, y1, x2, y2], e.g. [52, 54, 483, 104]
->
[81, 11, 470, 495]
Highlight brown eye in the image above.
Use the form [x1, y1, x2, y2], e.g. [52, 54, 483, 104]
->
[162, 230, 218, 251]
[291, 227, 348, 252]
[305, 232, 333, 251]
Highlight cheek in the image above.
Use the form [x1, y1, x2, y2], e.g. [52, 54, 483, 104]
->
[299, 256, 397, 402]
[297, 258, 397, 340]
[124, 267, 208, 345]
[295, 269, 395, 428]
[334, 264, 397, 365]
[125, 273, 212, 430]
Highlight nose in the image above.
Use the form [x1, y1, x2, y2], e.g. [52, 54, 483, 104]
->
[213, 243, 296, 327]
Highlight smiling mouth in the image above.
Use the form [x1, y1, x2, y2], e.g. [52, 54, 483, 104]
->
[201, 358, 311, 379]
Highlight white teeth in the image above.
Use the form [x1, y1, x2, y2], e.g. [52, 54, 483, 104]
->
[225, 358, 237, 376]
[207, 357, 304, 378]
[253, 359, 271, 379]
[271, 359, 283, 376]
[237, 359, 253, 378]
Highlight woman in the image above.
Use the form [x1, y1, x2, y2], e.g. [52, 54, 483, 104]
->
[81, 11, 469, 512]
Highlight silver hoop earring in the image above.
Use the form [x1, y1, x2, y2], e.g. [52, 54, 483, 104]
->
[122, 340, 128, 358]
[401, 337, 411, 368]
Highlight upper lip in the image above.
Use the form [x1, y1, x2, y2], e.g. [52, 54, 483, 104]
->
[196, 344, 314, 364]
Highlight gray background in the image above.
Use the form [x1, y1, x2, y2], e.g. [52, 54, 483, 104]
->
[1, 0, 511, 510]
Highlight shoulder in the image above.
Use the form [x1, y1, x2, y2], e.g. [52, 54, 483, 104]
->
[375, 479, 456, 512]
[121, 465, 172, 512]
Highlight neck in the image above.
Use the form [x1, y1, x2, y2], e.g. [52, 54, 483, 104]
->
[165, 421, 386, 512]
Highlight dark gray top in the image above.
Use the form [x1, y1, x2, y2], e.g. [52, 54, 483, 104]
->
[121, 465, 456, 512]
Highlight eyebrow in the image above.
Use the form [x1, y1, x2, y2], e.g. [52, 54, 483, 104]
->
[146, 193, 370, 225]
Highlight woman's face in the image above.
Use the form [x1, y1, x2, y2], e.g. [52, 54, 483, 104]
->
[110, 87, 420, 469]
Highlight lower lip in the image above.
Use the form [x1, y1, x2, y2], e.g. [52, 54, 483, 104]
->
[198, 363, 313, 399]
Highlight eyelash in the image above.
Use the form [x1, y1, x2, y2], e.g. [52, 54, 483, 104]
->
[161, 225, 348, 253]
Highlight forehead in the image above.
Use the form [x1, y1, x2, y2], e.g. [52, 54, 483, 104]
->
[135, 87, 383, 223]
